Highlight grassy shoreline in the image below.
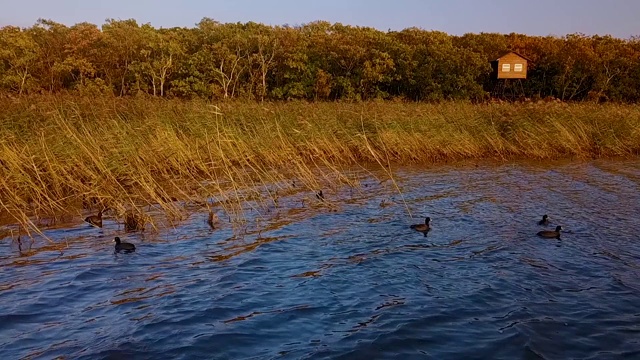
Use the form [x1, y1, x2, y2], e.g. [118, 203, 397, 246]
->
[1, 96, 639, 236]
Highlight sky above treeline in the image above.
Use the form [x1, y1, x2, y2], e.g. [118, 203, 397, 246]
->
[0, 0, 638, 38]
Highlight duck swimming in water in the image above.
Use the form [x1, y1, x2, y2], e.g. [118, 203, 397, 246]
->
[410, 217, 431, 236]
[538, 214, 550, 226]
[84, 209, 104, 228]
[114, 237, 136, 252]
[537, 225, 563, 239]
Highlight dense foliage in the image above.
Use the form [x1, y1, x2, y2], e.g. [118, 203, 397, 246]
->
[1, 19, 639, 101]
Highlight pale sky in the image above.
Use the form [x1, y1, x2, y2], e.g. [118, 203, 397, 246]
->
[0, 0, 638, 38]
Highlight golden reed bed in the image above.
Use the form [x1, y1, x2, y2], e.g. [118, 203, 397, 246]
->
[1, 96, 639, 237]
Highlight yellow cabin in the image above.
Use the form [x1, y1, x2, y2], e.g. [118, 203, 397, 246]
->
[492, 52, 530, 79]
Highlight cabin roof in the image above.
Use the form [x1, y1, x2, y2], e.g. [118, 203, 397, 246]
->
[492, 51, 533, 63]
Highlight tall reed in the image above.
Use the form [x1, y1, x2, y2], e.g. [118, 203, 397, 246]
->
[1, 96, 639, 237]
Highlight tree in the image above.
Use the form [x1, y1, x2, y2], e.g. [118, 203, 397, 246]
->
[134, 25, 184, 96]
[246, 23, 279, 101]
[101, 19, 146, 96]
[0, 26, 40, 94]
[64, 22, 102, 89]
[29, 19, 71, 93]
[1, 18, 640, 102]
[189, 20, 250, 99]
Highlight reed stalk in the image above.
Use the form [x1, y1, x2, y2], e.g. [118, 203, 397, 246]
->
[1, 96, 639, 238]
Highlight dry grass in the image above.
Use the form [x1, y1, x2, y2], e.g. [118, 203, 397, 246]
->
[1, 95, 639, 238]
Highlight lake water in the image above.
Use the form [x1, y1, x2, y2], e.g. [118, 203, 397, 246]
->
[1, 160, 639, 359]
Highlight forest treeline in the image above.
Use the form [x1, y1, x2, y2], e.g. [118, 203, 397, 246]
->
[1, 18, 639, 102]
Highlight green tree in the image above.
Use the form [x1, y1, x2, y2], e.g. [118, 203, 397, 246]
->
[0, 26, 40, 94]
[29, 19, 71, 93]
[101, 19, 146, 95]
[133, 25, 184, 96]
[64, 22, 102, 90]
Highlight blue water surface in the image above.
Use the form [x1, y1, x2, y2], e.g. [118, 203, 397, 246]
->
[1, 160, 639, 359]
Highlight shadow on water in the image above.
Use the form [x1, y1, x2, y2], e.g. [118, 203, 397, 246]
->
[1, 159, 640, 359]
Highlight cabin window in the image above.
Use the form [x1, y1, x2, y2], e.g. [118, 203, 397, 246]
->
[514, 63, 523, 72]
[502, 64, 511, 72]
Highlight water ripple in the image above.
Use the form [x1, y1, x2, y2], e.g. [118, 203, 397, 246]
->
[1, 160, 639, 359]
